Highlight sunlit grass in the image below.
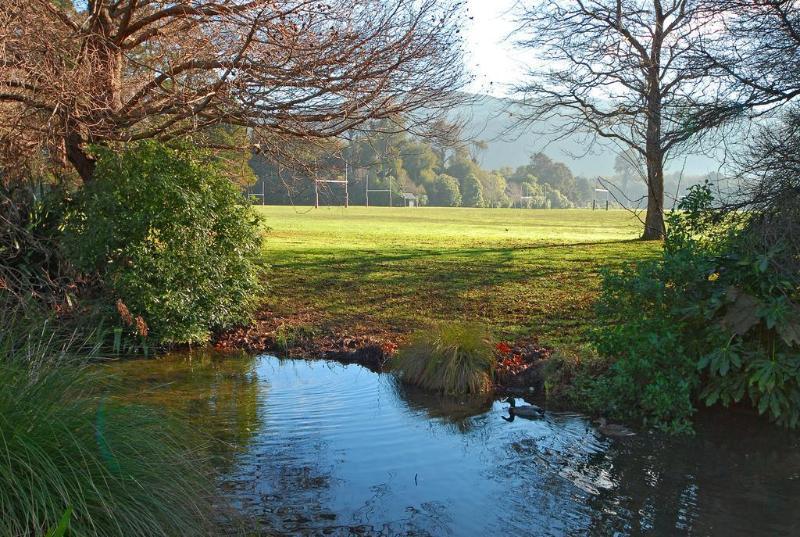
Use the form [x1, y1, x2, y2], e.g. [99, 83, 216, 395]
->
[256, 206, 660, 347]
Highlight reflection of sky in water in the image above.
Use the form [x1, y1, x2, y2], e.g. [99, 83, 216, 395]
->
[111, 353, 800, 536]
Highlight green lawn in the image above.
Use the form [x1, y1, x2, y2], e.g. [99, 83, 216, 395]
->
[256, 206, 660, 348]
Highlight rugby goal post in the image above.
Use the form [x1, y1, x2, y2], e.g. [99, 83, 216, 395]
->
[314, 159, 349, 208]
[593, 188, 610, 211]
[365, 171, 392, 207]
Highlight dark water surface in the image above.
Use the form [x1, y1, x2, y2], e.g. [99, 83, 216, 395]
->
[110, 352, 800, 536]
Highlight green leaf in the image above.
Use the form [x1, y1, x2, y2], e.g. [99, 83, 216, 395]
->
[721, 287, 761, 336]
[777, 318, 800, 347]
[757, 255, 769, 273]
[757, 396, 770, 415]
[45, 507, 72, 537]
[770, 396, 782, 419]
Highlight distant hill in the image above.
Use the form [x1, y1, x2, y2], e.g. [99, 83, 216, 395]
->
[458, 94, 722, 178]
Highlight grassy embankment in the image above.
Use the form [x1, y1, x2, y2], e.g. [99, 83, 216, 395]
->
[256, 206, 660, 351]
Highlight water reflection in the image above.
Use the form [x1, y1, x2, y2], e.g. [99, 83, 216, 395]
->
[108, 350, 262, 467]
[107, 353, 800, 536]
[392, 380, 494, 432]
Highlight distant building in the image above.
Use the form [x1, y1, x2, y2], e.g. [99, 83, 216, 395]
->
[400, 192, 419, 207]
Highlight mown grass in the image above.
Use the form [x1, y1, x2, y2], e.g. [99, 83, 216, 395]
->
[256, 206, 661, 348]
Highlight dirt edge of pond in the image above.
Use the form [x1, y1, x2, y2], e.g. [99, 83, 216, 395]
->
[213, 307, 554, 394]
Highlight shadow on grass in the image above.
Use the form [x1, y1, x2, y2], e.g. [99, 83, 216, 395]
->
[273, 238, 644, 270]
[262, 239, 658, 344]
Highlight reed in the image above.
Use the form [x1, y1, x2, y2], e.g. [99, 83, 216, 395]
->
[0, 306, 214, 536]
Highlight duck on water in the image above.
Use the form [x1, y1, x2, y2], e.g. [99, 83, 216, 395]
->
[501, 399, 636, 439]
[502, 397, 545, 421]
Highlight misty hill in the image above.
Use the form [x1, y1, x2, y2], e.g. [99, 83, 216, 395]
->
[459, 94, 722, 178]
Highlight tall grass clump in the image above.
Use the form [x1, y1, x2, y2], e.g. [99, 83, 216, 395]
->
[0, 307, 214, 536]
[392, 322, 495, 394]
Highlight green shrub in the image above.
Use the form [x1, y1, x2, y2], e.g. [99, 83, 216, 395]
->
[63, 141, 264, 345]
[0, 312, 213, 536]
[391, 322, 495, 394]
[0, 183, 75, 310]
[586, 183, 800, 432]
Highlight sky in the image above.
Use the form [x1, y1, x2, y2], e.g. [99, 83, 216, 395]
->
[463, 0, 526, 97]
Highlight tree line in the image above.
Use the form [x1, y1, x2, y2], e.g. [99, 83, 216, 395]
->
[249, 123, 597, 208]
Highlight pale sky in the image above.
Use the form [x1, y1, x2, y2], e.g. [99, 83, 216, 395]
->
[464, 0, 526, 96]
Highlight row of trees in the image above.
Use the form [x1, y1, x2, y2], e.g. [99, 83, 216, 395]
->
[250, 125, 595, 208]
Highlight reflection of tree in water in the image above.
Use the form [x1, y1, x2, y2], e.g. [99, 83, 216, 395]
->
[391, 378, 494, 433]
[582, 409, 800, 535]
[109, 350, 263, 469]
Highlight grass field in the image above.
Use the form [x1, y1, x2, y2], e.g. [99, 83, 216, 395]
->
[256, 206, 660, 349]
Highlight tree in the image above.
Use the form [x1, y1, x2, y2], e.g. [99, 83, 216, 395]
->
[461, 173, 485, 207]
[401, 141, 442, 184]
[529, 153, 576, 198]
[429, 174, 461, 207]
[698, 1, 800, 113]
[514, 0, 721, 239]
[481, 173, 509, 208]
[574, 177, 594, 207]
[521, 181, 546, 208]
[202, 125, 258, 188]
[445, 148, 481, 181]
[546, 188, 574, 209]
[0, 0, 467, 183]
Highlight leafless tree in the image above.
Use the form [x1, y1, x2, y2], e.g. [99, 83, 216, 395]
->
[703, 1, 800, 105]
[512, 0, 726, 239]
[0, 0, 468, 183]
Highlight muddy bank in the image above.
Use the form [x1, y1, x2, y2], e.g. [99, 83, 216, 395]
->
[214, 308, 553, 390]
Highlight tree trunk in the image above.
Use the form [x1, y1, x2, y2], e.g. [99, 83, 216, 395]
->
[642, 0, 666, 241]
[65, 132, 96, 183]
[62, 3, 117, 183]
[643, 153, 665, 239]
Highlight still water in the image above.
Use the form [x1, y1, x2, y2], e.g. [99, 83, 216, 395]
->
[110, 352, 800, 536]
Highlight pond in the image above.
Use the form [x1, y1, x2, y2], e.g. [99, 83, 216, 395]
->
[110, 352, 800, 536]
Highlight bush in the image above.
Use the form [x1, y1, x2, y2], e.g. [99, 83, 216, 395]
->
[391, 322, 495, 394]
[585, 183, 800, 432]
[0, 310, 213, 536]
[0, 183, 75, 310]
[63, 141, 264, 345]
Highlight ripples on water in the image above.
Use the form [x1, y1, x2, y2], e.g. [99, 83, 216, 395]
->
[110, 352, 800, 536]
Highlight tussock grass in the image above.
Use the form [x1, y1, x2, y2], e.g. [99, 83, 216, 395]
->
[0, 307, 214, 537]
[392, 322, 495, 394]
